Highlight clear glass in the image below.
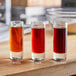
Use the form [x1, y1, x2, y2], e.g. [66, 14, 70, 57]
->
[10, 21, 23, 64]
[46, 8, 76, 61]
[53, 19, 67, 61]
[31, 21, 45, 61]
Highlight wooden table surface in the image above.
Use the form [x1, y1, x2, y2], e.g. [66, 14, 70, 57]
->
[0, 26, 76, 76]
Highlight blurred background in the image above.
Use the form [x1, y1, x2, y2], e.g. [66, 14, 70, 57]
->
[0, 0, 76, 42]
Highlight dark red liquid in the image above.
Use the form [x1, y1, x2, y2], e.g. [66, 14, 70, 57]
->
[32, 28, 45, 53]
[53, 28, 66, 53]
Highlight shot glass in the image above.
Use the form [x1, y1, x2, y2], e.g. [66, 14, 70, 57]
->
[10, 21, 23, 64]
[31, 22, 45, 61]
[53, 20, 67, 61]
[46, 8, 76, 61]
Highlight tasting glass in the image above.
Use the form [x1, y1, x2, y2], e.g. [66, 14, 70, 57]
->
[10, 21, 23, 64]
[53, 19, 67, 61]
[31, 21, 45, 61]
[46, 8, 76, 61]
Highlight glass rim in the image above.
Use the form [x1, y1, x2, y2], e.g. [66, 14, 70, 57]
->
[10, 21, 23, 27]
[31, 21, 45, 28]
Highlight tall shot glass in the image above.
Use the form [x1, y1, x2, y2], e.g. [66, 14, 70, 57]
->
[46, 8, 76, 61]
[10, 21, 23, 64]
[53, 19, 67, 61]
[31, 22, 45, 61]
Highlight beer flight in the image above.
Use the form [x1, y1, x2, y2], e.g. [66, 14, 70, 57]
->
[9, 21, 66, 64]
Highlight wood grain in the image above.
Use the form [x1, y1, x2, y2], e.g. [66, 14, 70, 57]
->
[0, 25, 76, 76]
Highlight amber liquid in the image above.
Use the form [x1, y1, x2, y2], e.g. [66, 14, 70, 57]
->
[10, 27, 23, 52]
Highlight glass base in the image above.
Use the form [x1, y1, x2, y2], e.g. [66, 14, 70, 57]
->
[10, 51, 23, 64]
[32, 52, 45, 61]
[53, 52, 66, 61]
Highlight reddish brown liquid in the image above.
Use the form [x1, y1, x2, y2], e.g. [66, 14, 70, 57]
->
[32, 28, 45, 53]
[53, 28, 66, 53]
[10, 27, 23, 52]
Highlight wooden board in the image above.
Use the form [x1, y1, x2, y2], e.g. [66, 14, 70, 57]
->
[0, 0, 61, 6]
[12, 0, 27, 6]
[0, 25, 76, 76]
[68, 23, 76, 33]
